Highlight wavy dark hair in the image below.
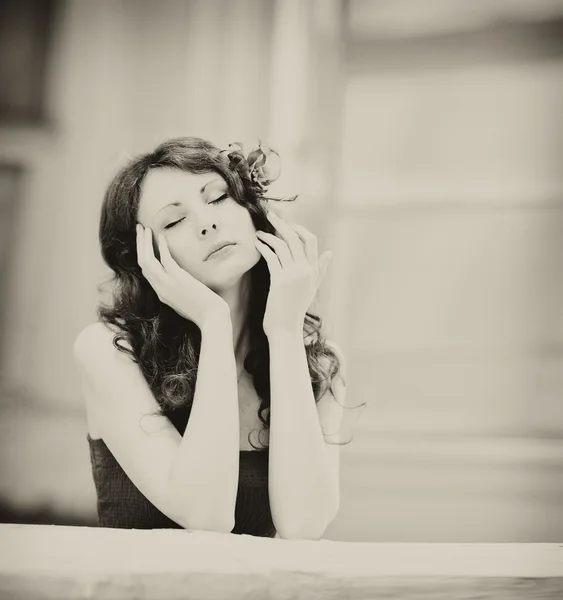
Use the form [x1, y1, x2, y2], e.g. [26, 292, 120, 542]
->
[97, 137, 346, 450]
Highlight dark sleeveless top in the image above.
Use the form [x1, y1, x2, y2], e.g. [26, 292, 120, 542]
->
[87, 406, 276, 537]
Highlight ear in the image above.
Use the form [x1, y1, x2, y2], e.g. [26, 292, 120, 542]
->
[317, 251, 333, 288]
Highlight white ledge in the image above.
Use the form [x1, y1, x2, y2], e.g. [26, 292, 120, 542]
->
[1, 524, 562, 599]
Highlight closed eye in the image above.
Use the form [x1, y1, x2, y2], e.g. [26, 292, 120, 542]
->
[164, 219, 184, 230]
[210, 193, 228, 204]
[164, 194, 229, 230]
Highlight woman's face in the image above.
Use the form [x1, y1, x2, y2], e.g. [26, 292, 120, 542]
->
[136, 168, 261, 292]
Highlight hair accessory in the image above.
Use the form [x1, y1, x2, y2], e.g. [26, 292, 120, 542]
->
[222, 140, 281, 196]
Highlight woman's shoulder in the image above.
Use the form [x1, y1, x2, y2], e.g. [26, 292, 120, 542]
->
[73, 320, 132, 364]
[73, 321, 141, 437]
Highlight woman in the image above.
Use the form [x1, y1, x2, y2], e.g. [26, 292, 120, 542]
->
[73, 137, 351, 539]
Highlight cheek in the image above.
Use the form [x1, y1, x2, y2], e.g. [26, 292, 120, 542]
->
[236, 208, 259, 236]
[167, 237, 200, 276]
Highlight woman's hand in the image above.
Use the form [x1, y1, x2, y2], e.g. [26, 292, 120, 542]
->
[254, 211, 332, 337]
[136, 224, 229, 328]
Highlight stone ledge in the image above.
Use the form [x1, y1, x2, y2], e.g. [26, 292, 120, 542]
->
[1, 524, 562, 599]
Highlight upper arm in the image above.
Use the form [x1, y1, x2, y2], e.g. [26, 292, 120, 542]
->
[72, 323, 186, 525]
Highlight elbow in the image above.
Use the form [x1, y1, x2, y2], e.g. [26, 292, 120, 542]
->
[275, 497, 339, 541]
[275, 520, 327, 540]
[174, 510, 235, 534]
[193, 517, 235, 535]
[274, 512, 330, 541]
[326, 493, 340, 524]
[166, 474, 236, 533]
[166, 493, 235, 534]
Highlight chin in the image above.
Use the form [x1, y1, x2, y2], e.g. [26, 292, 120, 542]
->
[206, 259, 257, 293]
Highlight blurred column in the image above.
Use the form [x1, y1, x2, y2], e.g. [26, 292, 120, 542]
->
[268, 0, 344, 207]
[183, 0, 273, 147]
[0, 0, 135, 407]
[267, 0, 345, 335]
[323, 0, 563, 542]
[267, 0, 311, 206]
[0, 0, 276, 410]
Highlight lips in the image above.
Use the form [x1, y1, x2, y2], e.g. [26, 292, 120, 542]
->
[206, 242, 235, 260]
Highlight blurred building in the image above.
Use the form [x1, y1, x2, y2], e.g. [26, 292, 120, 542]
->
[0, 0, 563, 541]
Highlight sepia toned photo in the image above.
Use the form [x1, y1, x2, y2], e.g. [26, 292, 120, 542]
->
[1, 1, 563, 598]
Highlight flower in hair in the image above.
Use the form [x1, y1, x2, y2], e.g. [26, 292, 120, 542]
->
[222, 140, 281, 196]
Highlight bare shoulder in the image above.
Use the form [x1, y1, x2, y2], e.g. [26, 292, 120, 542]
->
[73, 321, 132, 366]
[73, 321, 160, 439]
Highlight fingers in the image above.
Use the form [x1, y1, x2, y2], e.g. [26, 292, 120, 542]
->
[255, 231, 293, 269]
[136, 224, 165, 281]
[265, 211, 319, 273]
[265, 211, 306, 264]
[157, 233, 181, 275]
[290, 223, 318, 270]
[135, 223, 144, 264]
[255, 238, 283, 276]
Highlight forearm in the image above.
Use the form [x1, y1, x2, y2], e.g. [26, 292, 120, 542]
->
[167, 310, 239, 531]
[267, 329, 336, 539]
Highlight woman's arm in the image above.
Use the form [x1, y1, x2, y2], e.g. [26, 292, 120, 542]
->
[267, 330, 345, 540]
[73, 312, 239, 532]
[167, 312, 240, 529]
[252, 210, 345, 539]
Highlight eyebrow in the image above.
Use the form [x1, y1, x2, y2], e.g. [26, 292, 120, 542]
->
[156, 179, 223, 215]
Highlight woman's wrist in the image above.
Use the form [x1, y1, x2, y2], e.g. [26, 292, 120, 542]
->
[199, 307, 232, 334]
[265, 326, 303, 344]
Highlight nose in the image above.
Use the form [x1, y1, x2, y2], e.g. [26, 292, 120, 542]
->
[196, 205, 220, 237]
[199, 221, 218, 236]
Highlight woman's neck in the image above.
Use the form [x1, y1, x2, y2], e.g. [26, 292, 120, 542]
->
[216, 272, 252, 364]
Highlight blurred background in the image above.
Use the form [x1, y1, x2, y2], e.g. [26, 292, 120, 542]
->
[1, 0, 563, 542]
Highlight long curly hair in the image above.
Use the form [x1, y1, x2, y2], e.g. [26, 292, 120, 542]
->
[97, 137, 343, 450]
